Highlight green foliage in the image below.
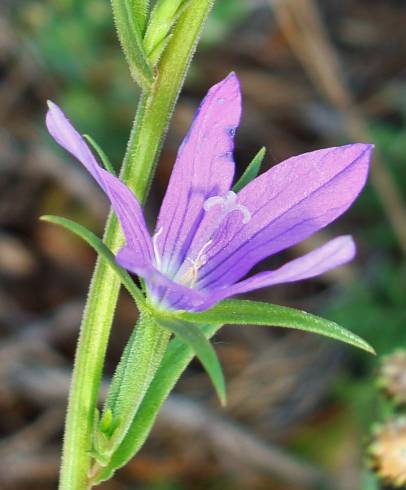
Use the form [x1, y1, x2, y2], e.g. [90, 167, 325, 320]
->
[361, 470, 380, 490]
[177, 299, 375, 354]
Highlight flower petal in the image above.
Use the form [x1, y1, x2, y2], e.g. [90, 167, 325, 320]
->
[197, 143, 372, 290]
[155, 72, 241, 276]
[197, 236, 356, 310]
[46, 101, 153, 266]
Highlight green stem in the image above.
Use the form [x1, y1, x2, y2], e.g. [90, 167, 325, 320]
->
[58, 2, 215, 489]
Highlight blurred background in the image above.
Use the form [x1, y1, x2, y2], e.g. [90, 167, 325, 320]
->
[1, 0, 406, 489]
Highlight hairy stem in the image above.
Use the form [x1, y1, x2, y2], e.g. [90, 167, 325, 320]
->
[58, 2, 215, 489]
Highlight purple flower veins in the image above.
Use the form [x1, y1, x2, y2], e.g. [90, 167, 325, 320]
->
[46, 73, 372, 312]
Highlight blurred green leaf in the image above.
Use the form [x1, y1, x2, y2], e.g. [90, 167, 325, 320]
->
[361, 469, 380, 490]
[177, 299, 375, 354]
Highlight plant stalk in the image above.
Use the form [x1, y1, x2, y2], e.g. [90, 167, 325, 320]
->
[58, 2, 215, 489]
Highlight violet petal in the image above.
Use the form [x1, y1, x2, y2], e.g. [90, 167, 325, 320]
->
[155, 73, 241, 276]
[197, 144, 372, 290]
[197, 235, 356, 310]
[46, 101, 153, 267]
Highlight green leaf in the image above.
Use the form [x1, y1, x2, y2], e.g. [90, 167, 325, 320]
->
[155, 315, 226, 405]
[143, 0, 193, 64]
[92, 324, 221, 484]
[131, 0, 150, 34]
[83, 135, 116, 176]
[40, 215, 145, 306]
[147, 32, 173, 66]
[176, 299, 375, 354]
[233, 147, 266, 192]
[111, 0, 154, 90]
[94, 313, 170, 463]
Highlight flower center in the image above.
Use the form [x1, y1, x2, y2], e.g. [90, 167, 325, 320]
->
[152, 192, 251, 289]
[178, 191, 251, 287]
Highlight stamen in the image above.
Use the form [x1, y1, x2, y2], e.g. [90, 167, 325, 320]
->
[179, 240, 213, 288]
[194, 239, 213, 266]
[152, 226, 163, 269]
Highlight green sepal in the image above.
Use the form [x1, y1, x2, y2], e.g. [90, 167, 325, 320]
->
[40, 215, 145, 306]
[111, 0, 154, 90]
[154, 314, 226, 405]
[175, 299, 375, 354]
[83, 135, 116, 176]
[233, 147, 266, 193]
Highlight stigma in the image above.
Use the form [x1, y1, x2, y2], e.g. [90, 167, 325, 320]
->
[203, 191, 251, 224]
[178, 192, 251, 288]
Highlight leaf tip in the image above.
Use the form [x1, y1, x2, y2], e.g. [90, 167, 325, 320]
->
[365, 344, 377, 356]
[219, 392, 227, 407]
[39, 215, 53, 223]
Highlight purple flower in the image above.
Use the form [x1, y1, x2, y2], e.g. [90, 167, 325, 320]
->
[46, 73, 372, 312]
